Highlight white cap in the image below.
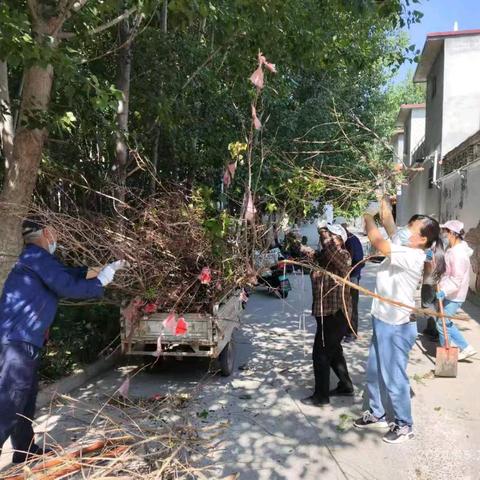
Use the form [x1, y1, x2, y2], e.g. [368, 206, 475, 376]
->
[326, 224, 347, 244]
[316, 219, 328, 230]
[333, 216, 348, 226]
[440, 220, 464, 235]
[317, 221, 348, 244]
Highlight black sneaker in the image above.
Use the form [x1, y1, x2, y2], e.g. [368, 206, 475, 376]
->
[422, 329, 439, 341]
[329, 387, 354, 397]
[354, 410, 389, 429]
[383, 423, 414, 444]
[300, 395, 330, 407]
[12, 445, 53, 464]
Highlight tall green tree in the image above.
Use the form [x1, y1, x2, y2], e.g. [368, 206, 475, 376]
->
[0, 0, 423, 283]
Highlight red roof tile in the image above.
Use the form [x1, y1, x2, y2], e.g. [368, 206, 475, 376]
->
[399, 103, 426, 109]
[427, 29, 480, 39]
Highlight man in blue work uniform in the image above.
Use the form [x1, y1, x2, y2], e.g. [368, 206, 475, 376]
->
[0, 219, 126, 464]
[333, 217, 364, 342]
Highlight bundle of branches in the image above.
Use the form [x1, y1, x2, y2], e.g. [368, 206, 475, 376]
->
[28, 186, 244, 314]
[2, 392, 225, 480]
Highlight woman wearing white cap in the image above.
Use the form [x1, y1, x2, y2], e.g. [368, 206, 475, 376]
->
[437, 220, 477, 361]
[301, 222, 354, 407]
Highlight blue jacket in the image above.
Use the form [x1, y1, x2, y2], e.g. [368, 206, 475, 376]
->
[345, 233, 364, 279]
[0, 244, 104, 348]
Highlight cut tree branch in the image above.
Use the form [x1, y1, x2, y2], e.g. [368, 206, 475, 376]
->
[58, 6, 138, 39]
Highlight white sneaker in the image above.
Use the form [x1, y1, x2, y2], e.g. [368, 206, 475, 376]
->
[459, 345, 477, 361]
[353, 410, 389, 429]
[382, 423, 415, 444]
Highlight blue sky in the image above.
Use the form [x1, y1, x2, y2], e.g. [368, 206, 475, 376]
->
[395, 0, 480, 82]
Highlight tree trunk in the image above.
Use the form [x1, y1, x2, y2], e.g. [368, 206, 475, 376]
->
[0, 63, 54, 285]
[0, 0, 77, 287]
[151, 127, 160, 194]
[161, 0, 168, 33]
[114, 5, 133, 210]
[0, 61, 14, 166]
[148, 0, 167, 195]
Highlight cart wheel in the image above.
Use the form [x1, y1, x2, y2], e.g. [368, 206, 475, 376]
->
[217, 340, 235, 376]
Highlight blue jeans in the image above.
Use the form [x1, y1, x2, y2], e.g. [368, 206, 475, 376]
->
[0, 341, 40, 454]
[366, 317, 417, 427]
[435, 300, 469, 350]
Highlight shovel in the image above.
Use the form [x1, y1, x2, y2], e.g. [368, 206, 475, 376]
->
[435, 288, 458, 377]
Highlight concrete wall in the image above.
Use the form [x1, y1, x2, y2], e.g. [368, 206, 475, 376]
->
[397, 158, 440, 225]
[425, 47, 444, 158]
[300, 221, 319, 248]
[440, 160, 480, 291]
[410, 109, 426, 159]
[402, 109, 426, 165]
[393, 133, 404, 164]
[440, 160, 480, 230]
[443, 36, 480, 156]
[397, 109, 426, 224]
[403, 115, 411, 162]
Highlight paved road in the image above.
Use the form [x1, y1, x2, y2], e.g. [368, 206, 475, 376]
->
[2, 264, 480, 479]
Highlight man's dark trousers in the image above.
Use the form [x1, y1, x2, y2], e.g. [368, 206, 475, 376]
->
[421, 284, 438, 336]
[0, 341, 40, 456]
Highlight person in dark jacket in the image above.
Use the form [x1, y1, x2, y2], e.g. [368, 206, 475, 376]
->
[333, 217, 364, 341]
[301, 223, 354, 407]
[0, 219, 126, 464]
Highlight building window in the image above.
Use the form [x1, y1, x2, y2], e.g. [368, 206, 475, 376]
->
[431, 76, 437, 99]
[428, 165, 434, 188]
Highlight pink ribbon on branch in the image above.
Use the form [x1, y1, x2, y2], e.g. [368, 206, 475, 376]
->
[249, 51, 276, 90]
[244, 190, 257, 222]
[251, 104, 262, 130]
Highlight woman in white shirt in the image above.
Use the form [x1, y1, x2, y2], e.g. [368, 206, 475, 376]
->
[354, 206, 445, 444]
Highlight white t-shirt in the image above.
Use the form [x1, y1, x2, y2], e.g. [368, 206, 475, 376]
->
[371, 241, 426, 325]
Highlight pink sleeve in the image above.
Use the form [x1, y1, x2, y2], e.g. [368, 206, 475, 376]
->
[439, 251, 469, 297]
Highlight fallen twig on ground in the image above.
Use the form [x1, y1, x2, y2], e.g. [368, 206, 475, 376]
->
[2, 389, 224, 480]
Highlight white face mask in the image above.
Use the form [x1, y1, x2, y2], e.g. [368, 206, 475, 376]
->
[48, 241, 57, 254]
[392, 227, 412, 246]
[441, 233, 449, 248]
[45, 230, 57, 254]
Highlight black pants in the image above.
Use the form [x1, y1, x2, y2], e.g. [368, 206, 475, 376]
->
[347, 276, 360, 336]
[0, 341, 39, 456]
[421, 284, 437, 334]
[312, 311, 353, 400]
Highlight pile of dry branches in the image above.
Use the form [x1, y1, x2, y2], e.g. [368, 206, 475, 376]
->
[28, 187, 244, 313]
[2, 391, 227, 480]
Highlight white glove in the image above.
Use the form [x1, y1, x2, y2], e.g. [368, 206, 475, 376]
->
[365, 201, 380, 217]
[110, 260, 129, 272]
[97, 260, 129, 286]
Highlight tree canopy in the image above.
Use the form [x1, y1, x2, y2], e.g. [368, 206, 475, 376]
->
[1, 0, 424, 216]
